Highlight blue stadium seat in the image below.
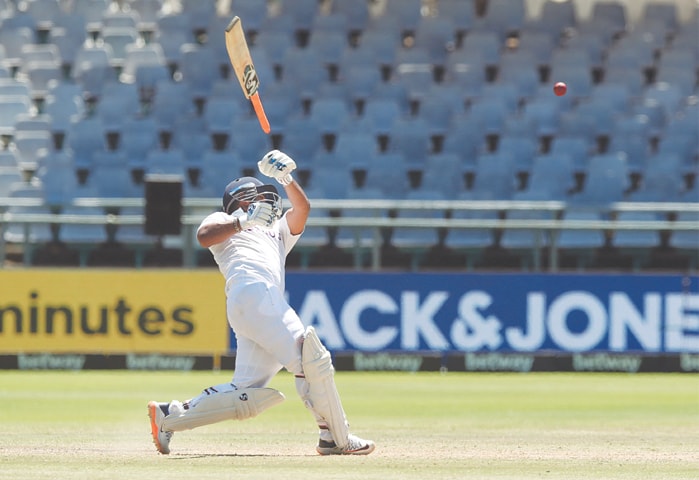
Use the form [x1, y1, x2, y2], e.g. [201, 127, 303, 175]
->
[444, 190, 497, 252]
[500, 192, 555, 258]
[556, 209, 606, 268]
[278, 0, 319, 34]
[471, 151, 517, 199]
[13, 130, 53, 171]
[0, 90, 33, 138]
[387, 116, 431, 167]
[527, 0, 577, 38]
[331, 0, 370, 34]
[611, 211, 662, 268]
[526, 152, 575, 199]
[71, 0, 111, 32]
[459, 29, 502, 68]
[307, 161, 353, 200]
[573, 152, 630, 204]
[669, 212, 699, 253]
[178, 43, 218, 99]
[413, 16, 457, 65]
[419, 152, 465, 198]
[383, 0, 423, 34]
[58, 206, 109, 246]
[391, 188, 447, 250]
[641, 2, 678, 31]
[482, 0, 526, 39]
[3, 204, 54, 245]
[436, 0, 476, 36]
[335, 186, 388, 250]
[364, 152, 409, 199]
[590, 1, 627, 36]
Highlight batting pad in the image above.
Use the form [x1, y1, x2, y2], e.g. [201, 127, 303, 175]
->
[302, 326, 350, 449]
[162, 388, 285, 432]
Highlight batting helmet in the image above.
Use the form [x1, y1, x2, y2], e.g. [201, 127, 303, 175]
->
[221, 176, 282, 218]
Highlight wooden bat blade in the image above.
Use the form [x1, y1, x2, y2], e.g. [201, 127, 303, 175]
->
[224, 16, 270, 134]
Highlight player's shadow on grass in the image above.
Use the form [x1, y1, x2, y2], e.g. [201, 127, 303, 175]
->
[170, 453, 315, 459]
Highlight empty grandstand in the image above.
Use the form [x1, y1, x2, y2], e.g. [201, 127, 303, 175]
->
[0, 0, 697, 271]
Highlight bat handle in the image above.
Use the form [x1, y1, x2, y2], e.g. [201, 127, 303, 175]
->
[250, 93, 270, 134]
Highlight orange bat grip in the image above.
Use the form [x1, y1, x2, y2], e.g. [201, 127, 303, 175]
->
[250, 92, 270, 134]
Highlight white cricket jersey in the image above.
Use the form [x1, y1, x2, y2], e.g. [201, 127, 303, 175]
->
[198, 210, 300, 291]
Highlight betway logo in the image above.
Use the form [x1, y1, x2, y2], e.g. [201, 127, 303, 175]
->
[18, 353, 85, 370]
[680, 353, 699, 372]
[573, 353, 642, 373]
[465, 352, 534, 372]
[353, 352, 423, 372]
[126, 354, 196, 371]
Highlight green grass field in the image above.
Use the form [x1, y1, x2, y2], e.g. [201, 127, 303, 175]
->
[1, 370, 697, 480]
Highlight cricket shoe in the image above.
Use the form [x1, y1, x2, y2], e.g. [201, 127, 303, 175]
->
[316, 434, 375, 455]
[147, 401, 174, 454]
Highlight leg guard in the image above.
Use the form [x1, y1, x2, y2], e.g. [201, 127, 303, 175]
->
[301, 326, 350, 449]
[162, 387, 285, 432]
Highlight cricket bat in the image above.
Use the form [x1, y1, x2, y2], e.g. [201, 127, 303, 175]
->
[225, 16, 270, 134]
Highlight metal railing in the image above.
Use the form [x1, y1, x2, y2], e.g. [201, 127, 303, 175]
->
[1, 197, 697, 271]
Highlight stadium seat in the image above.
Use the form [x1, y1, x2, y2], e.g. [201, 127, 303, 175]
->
[335, 186, 388, 252]
[144, 147, 186, 177]
[35, 151, 78, 207]
[459, 29, 502, 70]
[3, 204, 55, 245]
[12, 130, 53, 171]
[177, 43, 218, 100]
[364, 152, 409, 199]
[0, 149, 20, 168]
[0, 168, 24, 195]
[590, 1, 627, 36]
[413, 16, 457, 65]
[58, 206, 109, 248]
[0, 26, 35, 69]
[307, 160, 353, 200]
[387, 116, 431, 168]
[119, 117, 159, 171]
[0, 96, 33, 140]
[555, 209, 606, 269]
[482, 0, 527, 39]
[500, 192, 556, 269]
[669, 212, 699, 255]
[277, 0, 319, 37]
[66, 116, 108, 174]
[496, 133, 539, 181]
[390, 188, 447, 251]
[383, 0, 423, 35]
[471, 151, 517, 199]
[330, 0, 370, 35]
[573, 152, 630, 204]
[527, 0, 577, 38]
[526, 152, 575, 199]
[419, 152, 466, 198]
[444, 190, 497, 256]
[436, 0, 476, 39]
[611, 211, 662, 269]
[306, 30, 349, 78]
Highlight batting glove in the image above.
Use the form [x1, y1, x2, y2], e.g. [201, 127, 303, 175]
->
[258, 149, 296, 186]
[239, 201, 275, 229]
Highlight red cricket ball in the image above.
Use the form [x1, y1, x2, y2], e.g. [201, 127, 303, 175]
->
[553, 82, 567, 96]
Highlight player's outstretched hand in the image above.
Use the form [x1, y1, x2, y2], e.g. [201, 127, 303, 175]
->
[258, 150, 296, 186]
[241, 202, 275, 229]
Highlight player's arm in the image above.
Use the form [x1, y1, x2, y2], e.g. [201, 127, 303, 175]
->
[197, 202, 277, 247]
[282, 179, 310, 236]
[258, 150, 310, 235]
[197, 214, 241, 248]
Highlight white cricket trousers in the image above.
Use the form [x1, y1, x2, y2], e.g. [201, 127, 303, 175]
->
[226, 281, 306, 388]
